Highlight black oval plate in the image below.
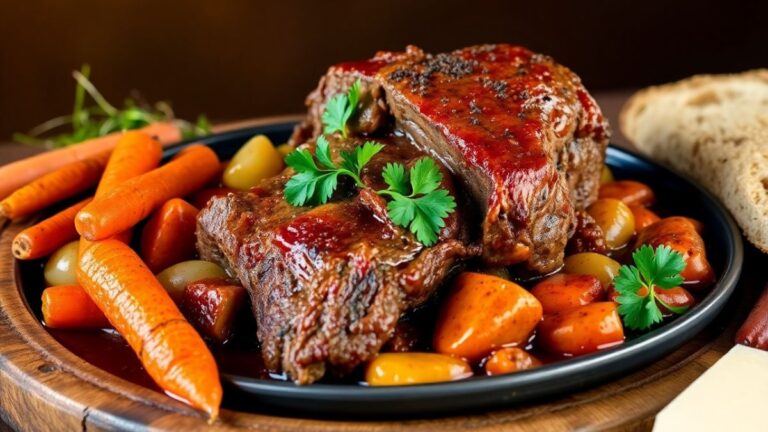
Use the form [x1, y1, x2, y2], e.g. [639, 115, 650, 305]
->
[25, 120, 745, 417]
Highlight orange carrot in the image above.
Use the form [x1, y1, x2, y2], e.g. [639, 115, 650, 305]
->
[140, 198, 199, 273]
[12, 197, 92, 260]
[94, 131, 163, 198]
[41, 285, 110, 329]
[76, 145, 220, 241]
[78, 239, 221, 418]
[0, 153, 108, 220]
[0, 122, 180, 200]
[85, 131, 163, 246]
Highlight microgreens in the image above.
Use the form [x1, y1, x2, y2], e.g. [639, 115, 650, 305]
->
[14, 64, 209, 148]
[613, 244, 687, 330]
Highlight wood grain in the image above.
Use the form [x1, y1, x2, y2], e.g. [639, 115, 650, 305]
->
[0, 116, 764, 431]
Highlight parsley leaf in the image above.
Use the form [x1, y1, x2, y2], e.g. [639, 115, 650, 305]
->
[283, 138, 383, 206]
[613, 244, 687, 330]
[382, 163, 408, 195]
[379, 158, 457, 246]
[285, 78, 457, 246]
[321, 79, 361, 138]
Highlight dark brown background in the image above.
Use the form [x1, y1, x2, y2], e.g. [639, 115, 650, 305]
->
[0, 1, 765, 139]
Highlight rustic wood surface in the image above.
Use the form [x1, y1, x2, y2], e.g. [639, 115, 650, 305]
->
[0, 92, 764, 431]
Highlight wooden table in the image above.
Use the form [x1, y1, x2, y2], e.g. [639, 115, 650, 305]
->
[0, 91, 764, 431]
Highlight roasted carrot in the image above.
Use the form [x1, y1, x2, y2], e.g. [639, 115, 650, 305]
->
[0, 153, 108, 220]
[0, 122, 180, 201]
[140, 198, 199, 273]
[12, 197, 92, 260]
[41, 285, 110, 329]
[76, 145, 220, 241]
[94, 131, 163, 198]
[84, 131, 163, 246]
[78, 239, 221, 418]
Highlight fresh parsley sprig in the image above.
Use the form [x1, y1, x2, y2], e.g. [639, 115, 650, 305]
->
[378, 158, 457, 246]
[14, 64, 210, 148]
[613, 244, 687, 330]
[284, 79, 457, 246]
[322, 79, 360, 138]
[284, 135, 384, 206]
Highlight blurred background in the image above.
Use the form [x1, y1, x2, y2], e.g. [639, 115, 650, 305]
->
[1, 0, 766, 140]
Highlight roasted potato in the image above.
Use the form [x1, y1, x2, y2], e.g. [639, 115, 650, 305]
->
[635, 217, 714, 289]
[530, 273, 605, 314]
[43, 240, 80, 286]
[484, 347, 542, 376]
[563, 252, 622, 289]
[156, 260, 228, 303]
[433, 272, 542, 361]
[365, 353, 472, 386]
[630, 205, 661, 232]
[223, 135, 284, 190]
[587, 198, 635, 249]
[537, 302, 625, 356]
[181, 278, 247, 343]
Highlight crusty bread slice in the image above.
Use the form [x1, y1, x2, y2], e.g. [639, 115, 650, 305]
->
[620, 70, 768, 252]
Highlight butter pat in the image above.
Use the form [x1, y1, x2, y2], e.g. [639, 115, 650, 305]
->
[654, 344, 768, 432]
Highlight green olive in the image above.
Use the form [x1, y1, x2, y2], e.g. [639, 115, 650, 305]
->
[223, 135, 284, 190]
[587, 198, 636, 249]
[44, 241, 80, 286]
[563, 252, 621, 289]
[156, 260, 228, 303]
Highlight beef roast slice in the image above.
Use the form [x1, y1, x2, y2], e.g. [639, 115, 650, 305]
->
[197, 136, 473, 384]
[293, 44, 609, 273]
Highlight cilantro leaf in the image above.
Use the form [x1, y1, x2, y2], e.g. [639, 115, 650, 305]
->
[321, 79, 361, 138]
[613, 244, 687, 330]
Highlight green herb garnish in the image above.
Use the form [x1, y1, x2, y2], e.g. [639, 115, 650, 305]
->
[378, 158, 457, 246]
[284, 80, 457, 246]
[14, 64, 210, 147]
[613, 244, 687, 330]
[321, 79, 360, 138]
[284, 135, 384, 206]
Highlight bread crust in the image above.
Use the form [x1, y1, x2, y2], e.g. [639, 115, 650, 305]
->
[619, 70, 768, 252]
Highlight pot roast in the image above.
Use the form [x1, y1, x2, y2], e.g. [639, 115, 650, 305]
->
[197, 44, 609, 383]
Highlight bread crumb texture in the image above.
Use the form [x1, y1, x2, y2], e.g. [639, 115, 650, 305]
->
[620, 70, 768, 252]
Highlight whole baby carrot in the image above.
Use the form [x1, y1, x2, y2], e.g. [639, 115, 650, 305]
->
[41, 285, 110, 329]
[78, 239, 222, 418]
[94, 131, 163, 199]
[0, 122, 181, 201]
[0, 153, 108, 220]
[83, 131, 163, 246]
[140, 198, 199, 273]
[12, 197, 92, 260]
[76, 145, 220, 241]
